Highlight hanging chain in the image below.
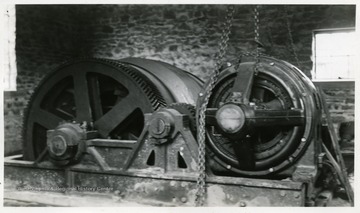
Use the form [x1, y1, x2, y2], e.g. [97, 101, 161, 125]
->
[283, 5, 301, 68]
[236, 6, 262, 71]
[195, 5, 235, 207]
[237, 5, 268, 68]
[254, 5, 261, 67]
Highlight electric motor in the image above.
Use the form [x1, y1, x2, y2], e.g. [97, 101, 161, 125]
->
[202, 55, 322, 177]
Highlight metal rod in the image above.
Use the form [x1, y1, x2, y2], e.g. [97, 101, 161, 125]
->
[86, 139, 136, 149]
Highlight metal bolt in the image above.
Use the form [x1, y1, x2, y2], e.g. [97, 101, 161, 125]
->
[294, 193, 300, 198]
[170, 181, 176, 187]
[279, 139, 284, 143]
[226, 165, 232, 169]
[181, 197, 188, 203]
[301, 138, 306, 142]
[302, 92, 307, 97]
[269, 168, 274, 172]
[199, 93, 204, 97]
[226, 62, 232, 67]
[150, 118, 166, 135]
[289, 157, 293, 162]
[280, 191, 286, 197]
[240, 202, 246, 207]
[270, 62, 275, 66]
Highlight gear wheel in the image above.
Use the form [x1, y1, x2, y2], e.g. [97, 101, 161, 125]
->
[98, 58, 167, 109]
[168, 103, 197, 134]
[22, 58, 166, 160]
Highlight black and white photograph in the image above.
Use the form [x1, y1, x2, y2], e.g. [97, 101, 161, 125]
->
[0, 0, 358, 209]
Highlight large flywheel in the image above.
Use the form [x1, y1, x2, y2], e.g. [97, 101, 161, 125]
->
[204, 56, 321, 177]
[23, 58, 203, 160]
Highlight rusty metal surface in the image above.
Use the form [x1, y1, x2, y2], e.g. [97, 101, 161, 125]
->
[4, 160, 305, 206]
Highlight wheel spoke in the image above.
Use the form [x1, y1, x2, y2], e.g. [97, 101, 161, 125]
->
[205, 108, 218, 126]
[231, 64, 256, 104]
[250, 109, 305, 127]
[233, 137, 255, 170]
[87, 74, 103, 121]
[73, 71, 92, 122]
[94, 93, 140, 138]
[32, 109, 63, 129]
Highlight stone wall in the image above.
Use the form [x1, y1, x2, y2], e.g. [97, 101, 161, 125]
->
[3, 4, 356, 155]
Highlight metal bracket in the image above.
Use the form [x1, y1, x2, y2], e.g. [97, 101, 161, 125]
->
[123, 108, 199, 174]
[316, 86, 354, 205]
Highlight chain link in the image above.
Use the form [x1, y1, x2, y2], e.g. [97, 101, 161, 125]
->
[254, 5, 260, 64]
[195, 5, 235, 207]
[283, 5, 301, 68]
[253, 5, 262, 73]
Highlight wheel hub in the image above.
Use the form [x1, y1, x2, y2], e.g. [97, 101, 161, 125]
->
[49, 135, 67, 156]
[216, 103, 246, 135]
[46, 122, 86, 165]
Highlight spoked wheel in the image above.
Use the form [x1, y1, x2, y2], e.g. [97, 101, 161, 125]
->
[23, 58, 166, 160]
[204, 56, 320, 176]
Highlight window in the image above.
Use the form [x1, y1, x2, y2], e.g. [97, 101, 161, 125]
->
[312, 28, 355, 80]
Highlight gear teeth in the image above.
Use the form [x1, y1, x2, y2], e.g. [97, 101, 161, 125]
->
[22, 57, 167, 160]
[93, 58, 167, 110]
[168, 103, 197, 134]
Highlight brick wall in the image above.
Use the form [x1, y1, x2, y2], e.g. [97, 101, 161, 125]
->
[3, 4, 355, 155]
[321, 86, 355, 133]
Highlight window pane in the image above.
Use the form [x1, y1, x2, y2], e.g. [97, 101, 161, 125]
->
[313, 30, 355, 80]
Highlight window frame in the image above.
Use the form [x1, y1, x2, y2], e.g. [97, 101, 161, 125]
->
[312, 27, 356, 82]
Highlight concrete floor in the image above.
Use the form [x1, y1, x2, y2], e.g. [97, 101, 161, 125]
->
[3, 183, 353, 207]
[4, 143, 354, 207]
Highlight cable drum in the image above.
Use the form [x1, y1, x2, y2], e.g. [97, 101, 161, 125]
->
[22, 58, 203, 161]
